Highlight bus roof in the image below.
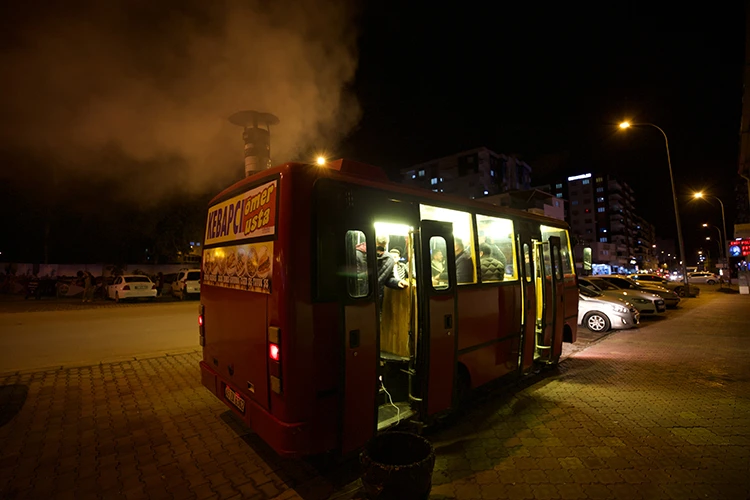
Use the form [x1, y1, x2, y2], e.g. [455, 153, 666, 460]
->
[209, 159, 569, 229]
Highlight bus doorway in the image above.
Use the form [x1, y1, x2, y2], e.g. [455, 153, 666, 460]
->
[533, 236, 564, 364]
[373, 221, 419, 431]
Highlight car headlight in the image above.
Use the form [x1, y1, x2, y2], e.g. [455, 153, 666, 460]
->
[610, 304, 629, 314]
[634, 298, 650, 304]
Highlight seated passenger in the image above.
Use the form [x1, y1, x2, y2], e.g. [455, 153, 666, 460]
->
[479, 243, 504, 282]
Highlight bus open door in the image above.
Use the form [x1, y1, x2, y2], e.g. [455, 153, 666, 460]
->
[418, 220, 458, 416]
[517, 232, 537, 373]
[548, 236, 565, 362]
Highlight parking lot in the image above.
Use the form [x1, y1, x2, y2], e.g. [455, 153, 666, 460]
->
[1, 286, 749, 499]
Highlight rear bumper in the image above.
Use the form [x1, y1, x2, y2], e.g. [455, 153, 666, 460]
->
[199, 361, 313, 457]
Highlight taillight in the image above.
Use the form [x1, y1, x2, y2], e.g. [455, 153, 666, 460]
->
[123, 285, 130, 291]
[269, 343, 280, 362]
[152, 284, 157, 290]
[198, 315, 204, 327]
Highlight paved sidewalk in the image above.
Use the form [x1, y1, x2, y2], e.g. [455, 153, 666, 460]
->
[1, 290, 749, 499]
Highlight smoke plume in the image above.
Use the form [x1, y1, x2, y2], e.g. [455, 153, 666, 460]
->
[0, 0, 361, 201]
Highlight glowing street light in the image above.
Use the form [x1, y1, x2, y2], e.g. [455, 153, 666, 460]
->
[316, 156, 326, 166]
[618, 121, 690, 294]
[693, 191, 728, 264]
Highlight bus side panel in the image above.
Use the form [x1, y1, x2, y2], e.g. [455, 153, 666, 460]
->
[457, 285, 522, 388]
[309, 302, 341, 453]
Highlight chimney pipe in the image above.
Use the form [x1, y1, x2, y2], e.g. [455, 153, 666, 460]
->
[229, 110, 280, 178]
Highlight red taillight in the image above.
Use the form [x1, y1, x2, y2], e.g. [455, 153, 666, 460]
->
[152, 284, 157, 290]
[123, 285, 130, 291]
[269, 343, 280, 362]
[198, 315, 204, 327]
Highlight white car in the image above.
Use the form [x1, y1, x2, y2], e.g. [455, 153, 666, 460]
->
[578, 286, 639, 332]
[107, 275, 157, 302]
[171, 269, 201, 299]
[687, 272, 720, 285]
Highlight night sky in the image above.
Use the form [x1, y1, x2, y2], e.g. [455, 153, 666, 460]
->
[0, 1, 745, 264]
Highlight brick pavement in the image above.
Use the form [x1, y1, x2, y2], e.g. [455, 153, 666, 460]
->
[0, 288, 748, 499]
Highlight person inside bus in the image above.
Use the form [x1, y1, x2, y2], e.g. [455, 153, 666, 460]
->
[454, 238, 474, 284]
[376, 237, 408, 307]
[431, 250, 444, 282]
[479, 243, 504, 282]
[389, 248, 408, 282]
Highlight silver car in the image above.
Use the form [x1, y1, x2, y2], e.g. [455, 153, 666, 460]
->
[578, 286, 639, 332]
[629, 273, 699, 298]
[580, 278, 666, 315]
[595, 275, 680, 308]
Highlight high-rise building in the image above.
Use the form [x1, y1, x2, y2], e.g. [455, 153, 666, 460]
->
[400, 147, 531, 199]
[552, 173, 657, 274]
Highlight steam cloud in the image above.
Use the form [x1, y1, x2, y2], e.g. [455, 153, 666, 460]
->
[0, 0, 361, 201]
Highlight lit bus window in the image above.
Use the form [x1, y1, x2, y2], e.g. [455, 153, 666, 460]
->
[345, 230, 369, 298]
[476, 214, 517, 282]
[420, 205, 476, 284]
[553, 245, 563, 281]
[540, 225, 575, 282]
[430, 236, 450, 290]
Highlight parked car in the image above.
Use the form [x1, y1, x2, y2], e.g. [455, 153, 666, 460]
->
[594, 275, 681, 308]
[107, 275, 157, 302]
[578, 286, 639, 332]
[630, 273, 699, 298]
[580, 278, 666, 315]
[171, 269, 201, 299]
[687, 272, 720, 285]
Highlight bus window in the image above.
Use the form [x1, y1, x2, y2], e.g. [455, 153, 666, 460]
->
[345, 230, 369, 298]
[540, 225, 575, 282]
[476, 214, 517, 282]
[430, 236, 451, 290]
[419, 204, 476, 284]
[523, 243, 531, 282]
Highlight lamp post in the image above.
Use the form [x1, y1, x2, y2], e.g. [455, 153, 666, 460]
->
[693, 192, 728, 263]
[701, 224, 724, 259]
[619, 122, 690, 294]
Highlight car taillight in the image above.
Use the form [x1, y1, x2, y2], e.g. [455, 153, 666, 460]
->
[198, 315, 204, 327]
[123, 285, 130, 291]
[152, 284, 157, 290]
[269, 343, 280, 362]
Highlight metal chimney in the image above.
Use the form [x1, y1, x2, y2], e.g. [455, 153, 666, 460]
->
[228, 110, 280, 178]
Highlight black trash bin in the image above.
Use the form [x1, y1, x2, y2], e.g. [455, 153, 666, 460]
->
[360, 431, 435, 500]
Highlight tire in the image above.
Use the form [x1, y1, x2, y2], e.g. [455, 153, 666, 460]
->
[675, 286, 686, 297]
[181, 289, 187, 301]
[584, 312, 610, 332]
[706, 280, 715, 285]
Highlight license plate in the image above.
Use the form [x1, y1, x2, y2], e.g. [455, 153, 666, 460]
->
[136, 286, 147, 290]
[224, 385, 246, 413]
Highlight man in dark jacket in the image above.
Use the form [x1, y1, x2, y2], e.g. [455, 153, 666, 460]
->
[376, 237, 407, 306]
[454, 238, 474, 284]
[479, 243, 504, 282]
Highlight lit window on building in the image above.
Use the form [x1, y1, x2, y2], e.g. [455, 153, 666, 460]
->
[556, 193, 563, 198]
[555, 183, 562, 189]
[431, 178, 438, 185]
[597, 207, 605, 213]
[597, 197, 604, 202]
[572, 200, 579, 205]
[418, 169, 425, 177]
[600, 237, 608, 243]
[596, 187, 604, 193]
[596, 177, 603, 183]
[582, 179, 590, 185]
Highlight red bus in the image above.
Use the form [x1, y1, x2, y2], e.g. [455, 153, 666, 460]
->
[198, 159, 578, 457]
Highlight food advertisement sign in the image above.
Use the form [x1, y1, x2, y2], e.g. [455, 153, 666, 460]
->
[203, 242, 273, 294]
[204, 179, 277, 246]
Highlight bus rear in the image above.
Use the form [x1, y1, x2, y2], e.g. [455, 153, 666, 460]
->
[198, 170, 301, 454]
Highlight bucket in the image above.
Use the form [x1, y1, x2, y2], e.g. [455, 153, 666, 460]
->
[360, 431, 435, 500]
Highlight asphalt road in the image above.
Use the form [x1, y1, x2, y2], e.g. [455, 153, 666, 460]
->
[0, 301, 198, 374]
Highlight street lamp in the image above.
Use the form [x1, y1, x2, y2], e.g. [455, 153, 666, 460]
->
[701, 223, 724, 258]
[619, 121, 690, 294]
[693, 192, 728, 263]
